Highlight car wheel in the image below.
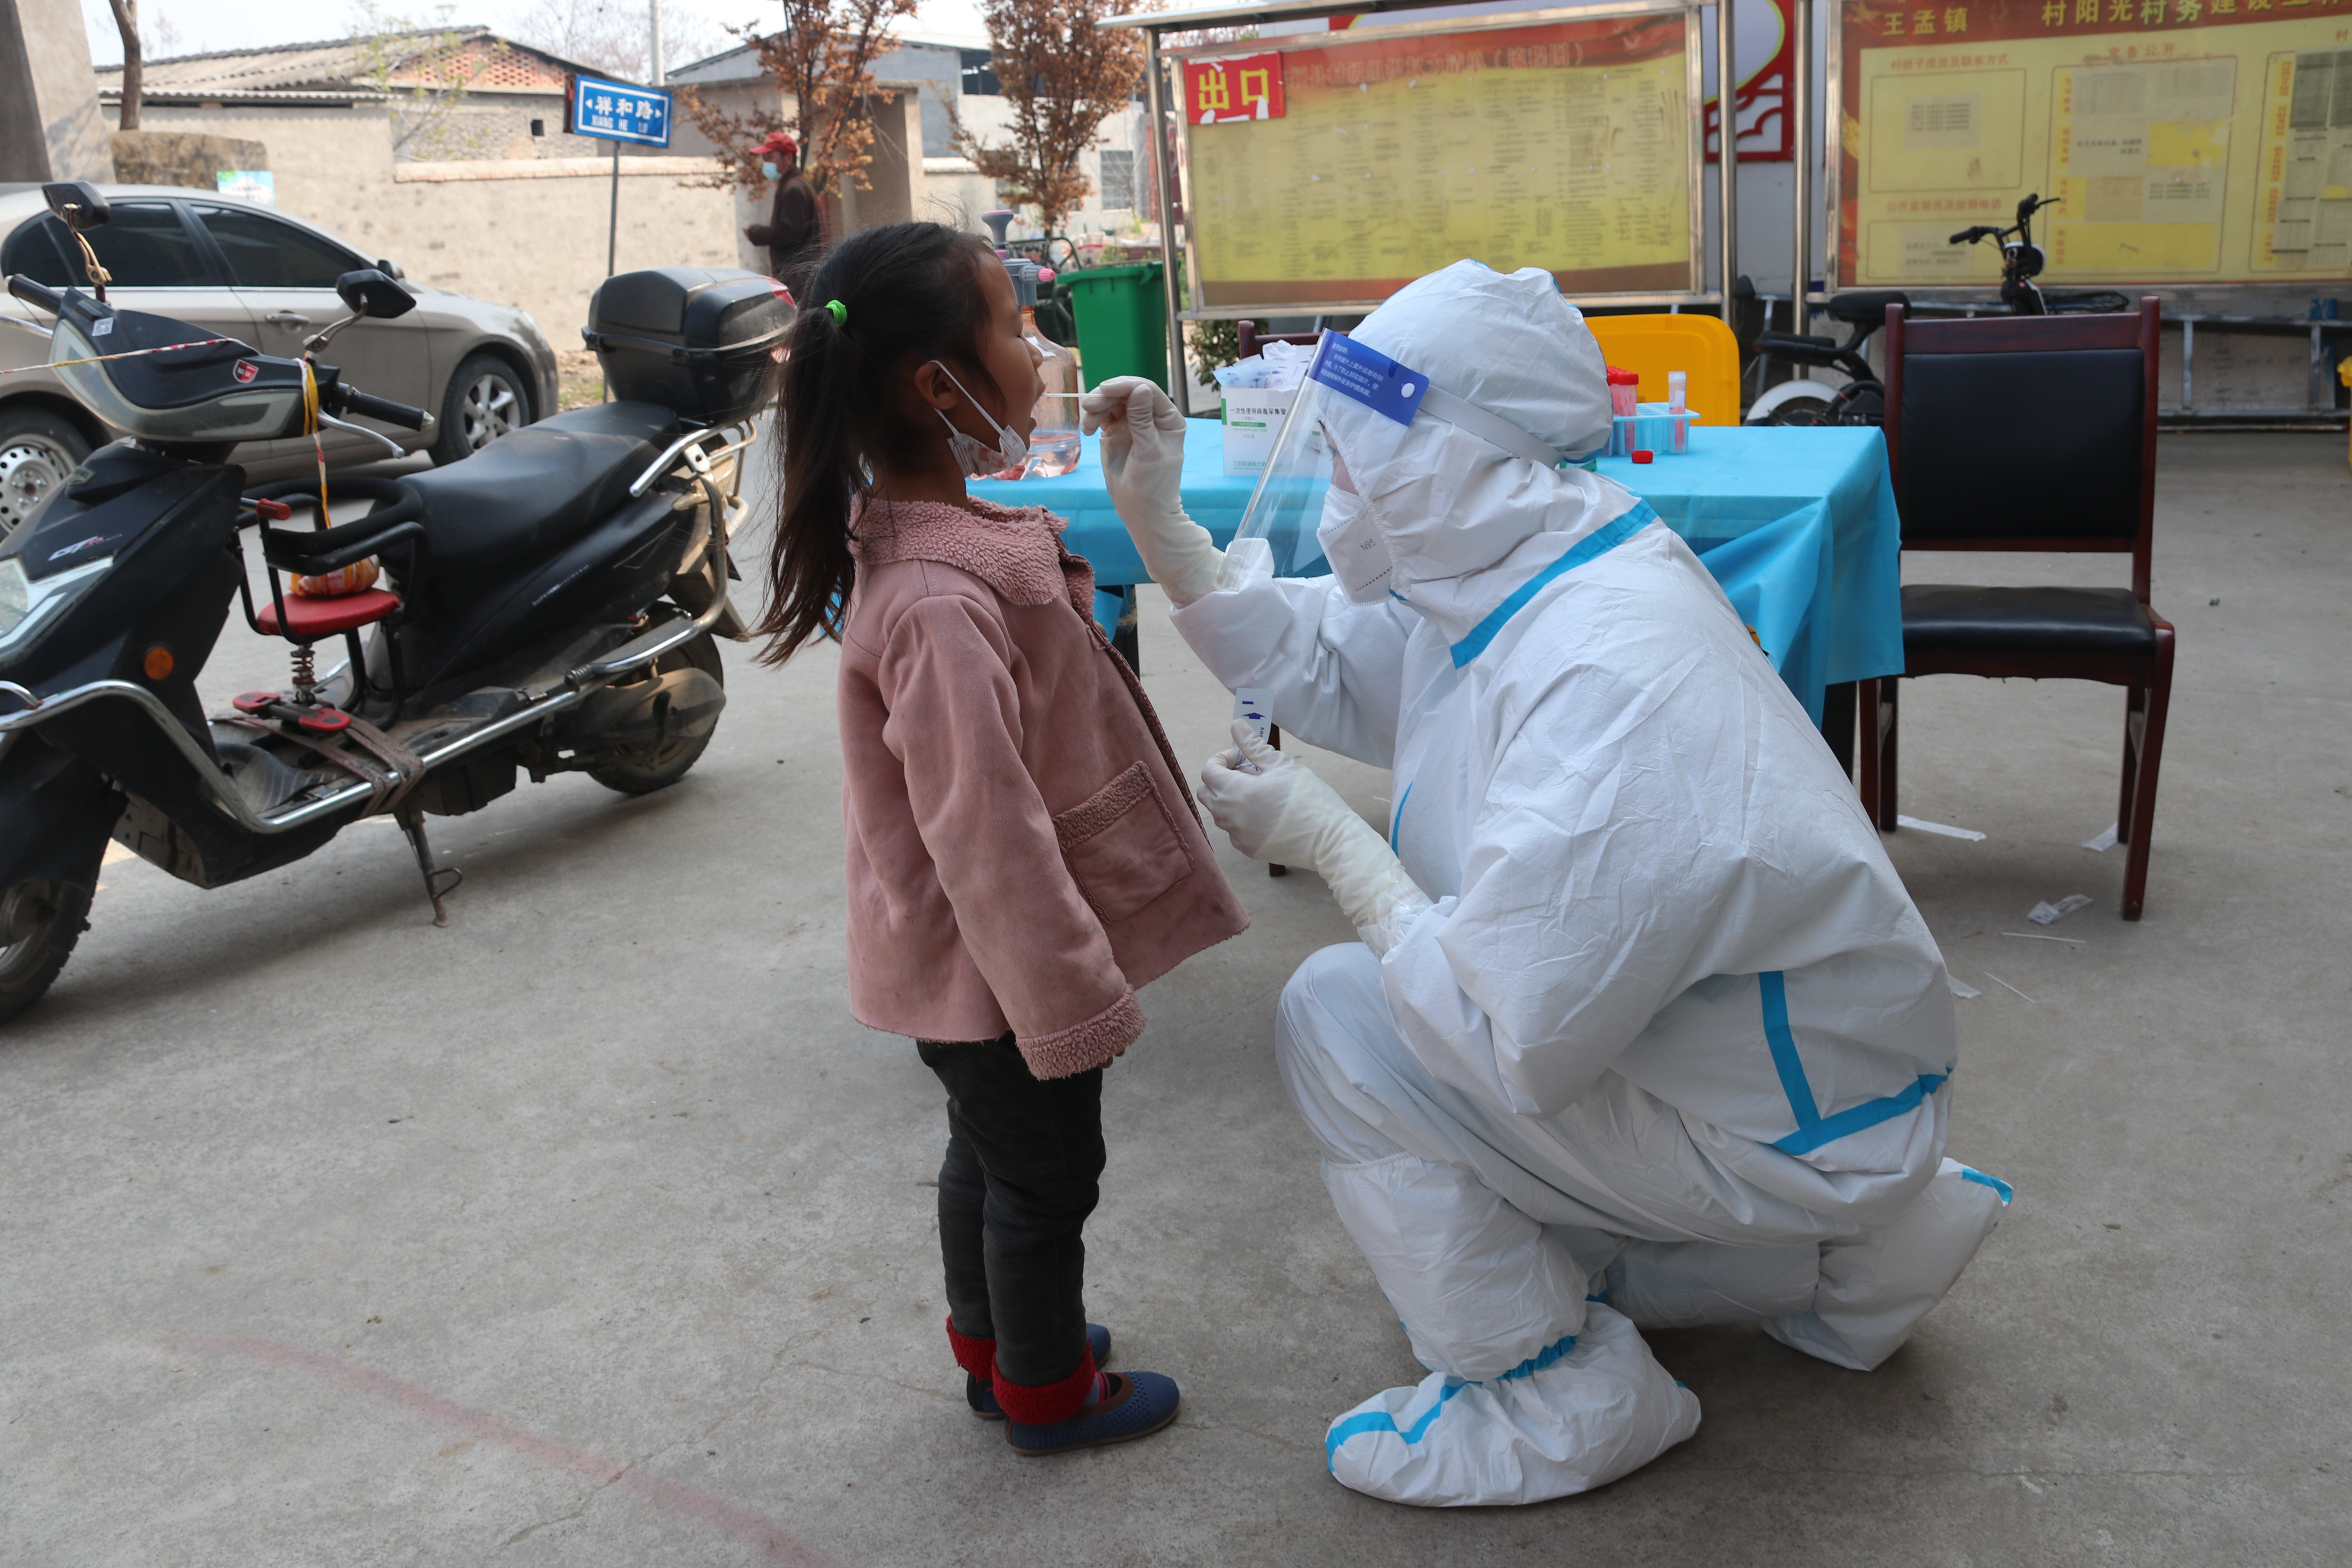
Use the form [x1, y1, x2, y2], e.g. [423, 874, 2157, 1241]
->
[432, 352, 533, 465]
[0, 408, 93, 539]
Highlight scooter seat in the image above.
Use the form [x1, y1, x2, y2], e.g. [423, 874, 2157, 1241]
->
[258, 588, 402, 638]
[1825, 291, 1911, 329]
[398, 401, 679, 581]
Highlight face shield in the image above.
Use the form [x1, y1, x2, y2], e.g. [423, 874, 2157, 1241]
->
[1230, 331, 1596, 605]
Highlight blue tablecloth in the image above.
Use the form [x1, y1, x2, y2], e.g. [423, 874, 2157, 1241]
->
[980, 422, 1903, 723]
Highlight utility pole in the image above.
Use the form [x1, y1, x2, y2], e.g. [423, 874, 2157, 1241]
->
[650, 0, 665, 85]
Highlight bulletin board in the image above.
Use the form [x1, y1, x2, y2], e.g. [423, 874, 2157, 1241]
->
[1830, 0, 2352, 288]
[1171, 2, 1706, 313]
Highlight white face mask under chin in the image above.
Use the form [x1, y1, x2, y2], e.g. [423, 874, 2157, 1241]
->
[1316, 486, 1397, 605]
[931, 361, 1029, 479]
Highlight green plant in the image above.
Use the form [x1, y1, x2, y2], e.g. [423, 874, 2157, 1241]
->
[1189, 317, 1240, 374]
[349, 5, 506, 162]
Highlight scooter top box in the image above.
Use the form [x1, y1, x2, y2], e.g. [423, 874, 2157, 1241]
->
[583, 267, 795, 425]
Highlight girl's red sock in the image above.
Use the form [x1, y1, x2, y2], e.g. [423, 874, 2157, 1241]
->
[944, 1316, 995, 1383]
[991, 1342, 1102, 1426]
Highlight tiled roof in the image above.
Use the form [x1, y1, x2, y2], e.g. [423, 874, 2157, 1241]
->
[93, 28, 614, 97]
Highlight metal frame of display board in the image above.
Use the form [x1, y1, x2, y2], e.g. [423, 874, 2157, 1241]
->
[1818, 1, 2351, 421]
[1165, 1, 1708, 317]
[1112, 0, 1744, 410]
[1821, 0, 2352, 302]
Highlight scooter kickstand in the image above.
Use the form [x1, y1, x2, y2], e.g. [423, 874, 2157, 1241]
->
[396, 805, 463, 927]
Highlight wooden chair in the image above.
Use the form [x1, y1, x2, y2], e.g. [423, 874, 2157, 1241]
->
[1236, 320, 1319, 359]
[1862, 297, 2175, 919]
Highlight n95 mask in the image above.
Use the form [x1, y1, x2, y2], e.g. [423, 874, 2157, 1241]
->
[1316, 487, 1396, 604]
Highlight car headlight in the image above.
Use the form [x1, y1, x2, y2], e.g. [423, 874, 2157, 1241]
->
[0, 555, 111, 664]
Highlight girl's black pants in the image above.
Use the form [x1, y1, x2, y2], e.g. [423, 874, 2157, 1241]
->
[916, 1034, 1104, 1388]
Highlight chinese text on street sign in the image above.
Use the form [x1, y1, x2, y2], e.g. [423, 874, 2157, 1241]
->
[568, 75, 673, 147]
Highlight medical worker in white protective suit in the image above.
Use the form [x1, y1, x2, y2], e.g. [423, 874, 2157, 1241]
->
[1080, 262, 2011, 1508]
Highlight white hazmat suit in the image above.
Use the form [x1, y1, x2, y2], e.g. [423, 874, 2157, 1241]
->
[1084, 263, 2009, 1508]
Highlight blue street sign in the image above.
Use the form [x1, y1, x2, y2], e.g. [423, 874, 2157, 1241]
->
[568, 75, 672, 147]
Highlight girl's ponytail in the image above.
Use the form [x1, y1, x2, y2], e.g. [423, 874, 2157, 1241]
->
[755, 221, 999, 666]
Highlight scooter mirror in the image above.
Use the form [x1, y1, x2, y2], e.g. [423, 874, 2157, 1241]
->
[335, 269, 416, 320]
[42, 181, 109, 231]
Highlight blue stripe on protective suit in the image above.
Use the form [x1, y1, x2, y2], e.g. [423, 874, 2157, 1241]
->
[1960, 1167, 2014, 1204]
[1323, 1330, 1583, 1470]
[1325, 1380, 1465, 1470]
[1760, 970, 1948, 1155]
[1448, 503, 1659, 668]
[1759, 971, 1819, 1124]
[1775, 1073, 1948, 1156]
[1388, 781, 1413, 852]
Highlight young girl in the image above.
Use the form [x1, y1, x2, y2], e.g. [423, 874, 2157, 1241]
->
[761, 222, 1249, 1455]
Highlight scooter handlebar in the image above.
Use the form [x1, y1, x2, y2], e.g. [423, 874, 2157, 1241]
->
[331, 384, 430, 431]
[6, 274, 65, 314]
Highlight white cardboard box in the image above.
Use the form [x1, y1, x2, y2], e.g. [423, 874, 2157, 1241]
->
[1221, 386, 1298, 476]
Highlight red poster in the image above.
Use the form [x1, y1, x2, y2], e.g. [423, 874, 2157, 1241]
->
[1185, 53, 1287, 125]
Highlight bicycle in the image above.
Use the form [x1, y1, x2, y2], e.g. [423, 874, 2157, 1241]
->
[1950, 194, 2130, 318]
[1746, 199, 2132, 425]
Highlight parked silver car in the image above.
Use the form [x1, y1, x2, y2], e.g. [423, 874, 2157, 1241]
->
[0, 183, 559, 536]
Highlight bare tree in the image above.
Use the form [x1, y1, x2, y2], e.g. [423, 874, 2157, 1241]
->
[677, 0, 918, 195]
[106, 0, 141, 131]
[506, 0, 728, 83]
[349, 6, 508, 162]
[954, 0, 1147, 234]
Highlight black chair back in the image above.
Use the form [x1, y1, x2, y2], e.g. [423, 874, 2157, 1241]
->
[1886, 299, 2161, 597]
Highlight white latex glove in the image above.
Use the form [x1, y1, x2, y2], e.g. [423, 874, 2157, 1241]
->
[1079, 375, 1221, 605]
[1199, 720, 1434, 955]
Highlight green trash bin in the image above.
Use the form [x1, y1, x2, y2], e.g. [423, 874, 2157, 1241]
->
[1062, 263, 1168, 392]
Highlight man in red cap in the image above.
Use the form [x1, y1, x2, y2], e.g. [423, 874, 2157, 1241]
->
[745, 130, 823, 290]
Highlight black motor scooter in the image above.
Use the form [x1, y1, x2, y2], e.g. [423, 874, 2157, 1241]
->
[0, 181, 786, 1023]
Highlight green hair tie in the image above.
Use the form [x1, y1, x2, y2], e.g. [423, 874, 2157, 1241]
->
[824, 299, 847, 327]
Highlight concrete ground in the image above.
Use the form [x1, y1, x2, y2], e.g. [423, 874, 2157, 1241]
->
[2, 433, 2345, 1565]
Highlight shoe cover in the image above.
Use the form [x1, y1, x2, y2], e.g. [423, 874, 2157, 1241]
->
[1603, 1238, 1821, 1328]
[1324, 1303, 1701, 1506]
[1322, 1151, 1589, 1382]
[1765, 1158, 2010, 1370]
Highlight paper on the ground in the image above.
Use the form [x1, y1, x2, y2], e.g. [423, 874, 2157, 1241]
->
[1897, 815, 1987, 841]
[1946, 973, 1982, 998]
[2082, 824, 2119, 852]
[2029, 895, 2094, 925]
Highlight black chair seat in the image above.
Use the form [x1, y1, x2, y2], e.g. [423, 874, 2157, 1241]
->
[1902, 584, 2157, 659]
[399, 401, 678, 581]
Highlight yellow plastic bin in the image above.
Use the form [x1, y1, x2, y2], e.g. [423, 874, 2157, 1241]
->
[1586, 314, 1744, 425]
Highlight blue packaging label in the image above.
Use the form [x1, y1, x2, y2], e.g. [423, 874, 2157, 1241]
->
[1309, 333, 1429, 426]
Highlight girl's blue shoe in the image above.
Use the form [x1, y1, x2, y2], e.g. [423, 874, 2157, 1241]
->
[1004, 1371, 1181, 1456]
[966, 1322, 1112, 1419]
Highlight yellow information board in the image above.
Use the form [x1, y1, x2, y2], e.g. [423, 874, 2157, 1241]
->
[1175, 4, 1703, 310]
[1833, 0, 2352, 286]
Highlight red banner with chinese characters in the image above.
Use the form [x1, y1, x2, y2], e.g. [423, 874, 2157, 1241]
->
[1185, 53, 1288, 125]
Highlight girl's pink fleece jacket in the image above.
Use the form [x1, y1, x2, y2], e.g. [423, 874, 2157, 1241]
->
[837, 494, 1250, 1079]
